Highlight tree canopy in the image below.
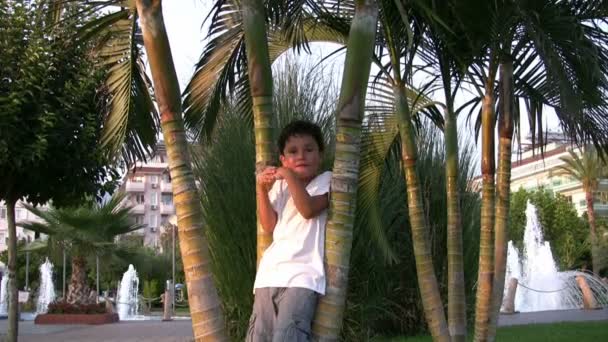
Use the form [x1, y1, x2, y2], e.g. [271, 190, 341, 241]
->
[0, 0, 119, 205]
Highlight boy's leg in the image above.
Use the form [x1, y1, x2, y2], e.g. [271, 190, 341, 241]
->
[272, 287, 318, 342]
[246, 288, 276, 342]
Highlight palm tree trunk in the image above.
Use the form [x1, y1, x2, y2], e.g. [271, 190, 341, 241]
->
[311, 1, 378, 340]
[585, 190, 600, 274]
[134, 1, 226, 340]
[66, 256, 89, 304]
[396, 84, 450, 342]
[488, 59, 514, 342]
[6, 197, 18, 342]
[474, 60, 498, 342]
[241, 0, 275, 266]
[443, 70, 466, 342]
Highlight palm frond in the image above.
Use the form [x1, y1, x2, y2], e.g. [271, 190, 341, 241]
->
[556, 148, 606, 191]
[92, 8, 159, 166]
[183, 4, 348, 141]
[19, 192, 143, 257]
[22, 239, 48, 253]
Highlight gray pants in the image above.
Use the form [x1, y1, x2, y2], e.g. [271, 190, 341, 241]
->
[246, 287, 318, 342]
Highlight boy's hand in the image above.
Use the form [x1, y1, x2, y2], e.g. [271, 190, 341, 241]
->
[274, 167, 293, 180]
[256, 166, 278, 192]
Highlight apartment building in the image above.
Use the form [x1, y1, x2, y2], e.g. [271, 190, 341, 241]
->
[510, 133, 608, 217]
[0, 201, 46, 257]
[121, 142, 176, 249]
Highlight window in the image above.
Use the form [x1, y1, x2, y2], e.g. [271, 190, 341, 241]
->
[579, 200, 587, 207]
[161, 215, 169, 225]
[135, 215, 144, 224]
[131, 175, 144, 183]
[161, 194, 173, 205]
[135, 194, 145, 204]
[162, 172, 171, 183]
[150, 214, 158, 227]
[594, 191, 608, 205]
[0, 207, 6, 219]
[150, 192, 158, 206]
[149, 175, 158, 185]
[0, 233, 5, 244]
[565, 195, 573, 203]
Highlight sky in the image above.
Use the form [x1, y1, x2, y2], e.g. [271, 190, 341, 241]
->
[160, 1, 562, 172]
[162, 0, 210, 90]
[162, 1, 345, 90]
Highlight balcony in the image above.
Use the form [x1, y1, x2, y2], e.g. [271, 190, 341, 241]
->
[161, 182, 172, 193]
[161, 203, 175, 215]
[125, 182, 145, 192]
[551, 180, 580, 193]
[132, 203, 145, 214]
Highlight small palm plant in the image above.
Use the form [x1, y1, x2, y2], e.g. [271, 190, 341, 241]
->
[20, 193, 143, 304]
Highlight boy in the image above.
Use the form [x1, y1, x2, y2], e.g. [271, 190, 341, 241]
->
[246, 120, 332, 342]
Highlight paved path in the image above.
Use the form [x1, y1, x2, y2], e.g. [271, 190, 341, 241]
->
[1, 308, 607, 341]
[0, 319, 195, 342]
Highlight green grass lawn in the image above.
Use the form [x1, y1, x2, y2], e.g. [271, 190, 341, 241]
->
[377, 321, 608, 342]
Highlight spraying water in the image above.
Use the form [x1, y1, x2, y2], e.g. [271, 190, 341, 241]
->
[36, 258, 56, 314]
[0, 273, 7, 315]
[503, 201, 608, 312]
[117, 264, 140, 320]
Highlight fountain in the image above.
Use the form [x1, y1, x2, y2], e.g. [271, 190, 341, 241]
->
[503, 201, 608, 312]
[117, 264, 140, 320]
[36, 258, 56, 314]
[0, 273, 7, 315]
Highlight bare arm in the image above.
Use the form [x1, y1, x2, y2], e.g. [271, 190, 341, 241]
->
[256, 167, 278, 233]
[256, 185, 278, 233]
[278, 168, 329, 219]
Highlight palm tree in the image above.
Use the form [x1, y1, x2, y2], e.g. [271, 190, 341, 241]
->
[20, 193, 142, 304]
[132, 0, 228, 339]
[557, 148, 607, 274]
[240, 0, 277, 265]
[311, 1, 378, 340]
[369, 3, 451, 339]
[416, 1, 485, 338]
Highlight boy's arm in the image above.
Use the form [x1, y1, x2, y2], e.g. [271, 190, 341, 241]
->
[278, 168, 329, 219]
[256, 183, 278, 233]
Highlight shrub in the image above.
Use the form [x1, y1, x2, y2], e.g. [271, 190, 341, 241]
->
[47, 301, 107, 314]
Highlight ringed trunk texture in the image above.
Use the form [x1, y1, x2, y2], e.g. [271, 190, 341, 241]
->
[585, 190, 600, 274]
[241, 0, 276, 266]
[66, 256, 90, 304]
[473, 63, 497, 342]
[445, 100, 466, 342]
[311, 1, 378, 340]
[6, 198, 18, 342]
[488, 60, 514, 342]
[396, 85, 449, 342]
[135, 1, 227, 340]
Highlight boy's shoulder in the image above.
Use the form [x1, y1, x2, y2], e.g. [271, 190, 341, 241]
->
[310, 171, 332, 185]
[305, 171, 332, 195]
[317, 170, 332, 179]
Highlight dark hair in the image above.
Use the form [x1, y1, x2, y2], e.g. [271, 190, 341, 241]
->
[278, 120, 324, 155]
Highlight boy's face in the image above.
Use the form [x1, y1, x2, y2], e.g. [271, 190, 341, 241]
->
[280, 134, 322, 182]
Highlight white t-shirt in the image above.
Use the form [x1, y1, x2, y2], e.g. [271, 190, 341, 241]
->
[253, 171, 332, 295]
